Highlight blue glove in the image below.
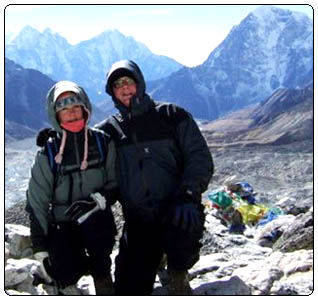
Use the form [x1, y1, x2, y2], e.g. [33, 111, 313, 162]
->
[171, 192, 202, 232]
[172, 202, 201, 232]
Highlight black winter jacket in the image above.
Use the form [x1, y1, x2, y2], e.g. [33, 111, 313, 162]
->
[97, 60, 213, 221]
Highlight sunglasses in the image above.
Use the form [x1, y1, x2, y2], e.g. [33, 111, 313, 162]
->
[113, 76, 136, 89]
[55, 96, 82, 112]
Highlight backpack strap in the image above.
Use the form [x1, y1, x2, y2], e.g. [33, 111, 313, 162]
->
[44, 128, 107, 175]
[105, 114, 128, 143]
[42, 136, 60, 224]
[92, 129, 106, 163]
[44, 137, 60, 176]
[156, 102, 182, 151]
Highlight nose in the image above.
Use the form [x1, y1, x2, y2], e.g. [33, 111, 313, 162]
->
[68, 107, 77, 114]
[121, 84, 130, 91]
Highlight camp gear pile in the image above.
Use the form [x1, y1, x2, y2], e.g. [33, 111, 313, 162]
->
[206, 181, 285, 233]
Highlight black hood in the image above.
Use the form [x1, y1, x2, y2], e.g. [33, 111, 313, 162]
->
[105, 60, 153, 118]
[106, 60, 146, 98]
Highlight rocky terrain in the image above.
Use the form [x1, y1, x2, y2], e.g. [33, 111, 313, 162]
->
[4, 78, 313, 295]
[5, 133, 313, 295]
[4, 4, 313, 294]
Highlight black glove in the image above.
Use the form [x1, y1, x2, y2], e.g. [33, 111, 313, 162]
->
[65, 193, 106, 224]
[172, 202, 201, 232]
[169, 192, 202, 232]
[36, 128, 57, 147]
[65, 199, 96, 222]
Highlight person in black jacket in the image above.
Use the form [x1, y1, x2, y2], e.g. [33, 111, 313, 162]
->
[96, 60, 213, 295]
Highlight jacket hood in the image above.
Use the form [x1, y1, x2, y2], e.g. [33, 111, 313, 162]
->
[105, 60, 146, 98]
[46, 81, 92, 133]
[105, 60, 153, 117]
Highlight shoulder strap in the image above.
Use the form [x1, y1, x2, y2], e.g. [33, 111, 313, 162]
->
[156, 102, 180, 127]
[107, 115, 127, 141]
[44, 137, 60, 176]
[155, 103, 179, 139]
[91, 129, 107, 163]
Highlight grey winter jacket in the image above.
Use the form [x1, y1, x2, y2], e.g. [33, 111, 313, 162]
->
[97, 60, 213, 221]
[26, 81, 117, 252]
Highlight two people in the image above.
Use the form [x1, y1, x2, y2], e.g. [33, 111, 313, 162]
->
[27, 60, 213, 295]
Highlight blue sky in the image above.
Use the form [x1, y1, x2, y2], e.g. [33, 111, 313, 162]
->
[4, 3, 314, 67]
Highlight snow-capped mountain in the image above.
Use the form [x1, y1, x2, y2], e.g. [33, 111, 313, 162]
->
[5, 6, 313, 123]
[149, 5, 313, 120]
[5, 27, 183, 103]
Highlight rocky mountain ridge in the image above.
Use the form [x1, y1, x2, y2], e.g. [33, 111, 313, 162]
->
[4, 58, 107, 141]
[201, 82, 313, 147]
[5, 6, 313, 121]
[149, 5, 313, 120]
[5, 26, 182, 103]
[5, 59, 53, 140]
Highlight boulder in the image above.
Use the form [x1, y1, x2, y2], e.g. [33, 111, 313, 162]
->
[193, 276, 251, 295]
[232, 249, 313, 295]
[5, 243, 10, 265]
[5, 224, 32, 259]
[5, 258, 38, 288]
[256, 214, 296, 247]
[273, 208, 313, 252]
[276, 196, 311, 216]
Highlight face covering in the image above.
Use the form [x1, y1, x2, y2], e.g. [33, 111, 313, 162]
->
[60, 119, 85, 132]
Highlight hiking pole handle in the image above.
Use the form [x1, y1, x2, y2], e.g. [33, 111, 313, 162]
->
[77, 205, 99, 224]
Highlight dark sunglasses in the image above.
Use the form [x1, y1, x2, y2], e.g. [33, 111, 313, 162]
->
[113, 76, 136, 89]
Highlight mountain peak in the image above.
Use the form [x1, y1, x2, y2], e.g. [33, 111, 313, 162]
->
[43, 27, 54, 35]
[251, 5, 311, 23]
[18, 25, 40, 38]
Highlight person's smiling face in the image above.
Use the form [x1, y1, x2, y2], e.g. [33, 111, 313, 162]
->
[112, 76, 137, 107]
[56, 92, 84, 123]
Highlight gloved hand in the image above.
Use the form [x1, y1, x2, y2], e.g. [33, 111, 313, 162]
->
[170, 192, 202, 232]
[36, 128, 57, 147]
[65, 192, 106, 224]
[172, 202, 201, 232]
[32, 251, 53, 284]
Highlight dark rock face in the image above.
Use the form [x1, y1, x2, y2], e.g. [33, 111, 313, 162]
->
[202, 82, 313, 147]
[5, 58, 53, 137]
[250, 83, 313, 128]
[273, 208, 313, 252]
[5, 58, 110, 140]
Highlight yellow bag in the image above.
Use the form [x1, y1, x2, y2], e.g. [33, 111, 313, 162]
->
[237, 204, 268, 224]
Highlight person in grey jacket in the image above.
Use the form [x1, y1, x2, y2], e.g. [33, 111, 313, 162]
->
[26, 81, 118, 295]
[96, 60, 214, 295]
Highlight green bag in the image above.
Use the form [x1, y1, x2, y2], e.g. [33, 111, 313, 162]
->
[208, 191, 233, 209]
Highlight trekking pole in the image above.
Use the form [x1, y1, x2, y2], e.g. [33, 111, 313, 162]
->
[76, 192, 106, 224]
[77, 205, 100, 224]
